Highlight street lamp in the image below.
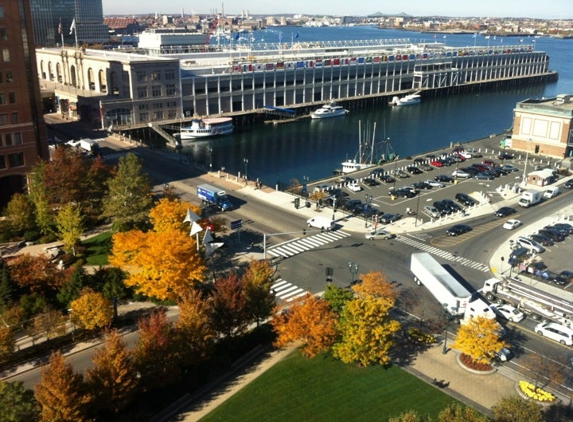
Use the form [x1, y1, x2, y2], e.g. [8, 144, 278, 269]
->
[209, 148, 213, 172]
[332, 197, 337, 221]
[441, 304, 454, 354]
[364, 194, 372, 227]
[243, 158, 249, 181]
[415, 193, 422, 227]
[348, 261, 359, 285]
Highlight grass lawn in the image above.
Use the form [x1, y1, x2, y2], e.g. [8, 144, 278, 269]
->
[201, 350, 458, 422]
[82, 231, 112, 266]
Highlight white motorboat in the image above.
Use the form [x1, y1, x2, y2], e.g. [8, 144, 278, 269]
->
[311, 102, 350, 119]
[178, 117, 234, 140]
[392, 94, 422, 106]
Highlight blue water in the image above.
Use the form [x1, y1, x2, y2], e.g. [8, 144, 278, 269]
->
[185, 26, 573, 186]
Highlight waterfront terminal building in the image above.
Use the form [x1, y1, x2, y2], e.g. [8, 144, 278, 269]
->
[34, 33, 556, 137]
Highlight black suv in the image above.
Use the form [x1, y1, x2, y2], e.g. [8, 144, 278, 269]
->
[455, 193, 477, 207]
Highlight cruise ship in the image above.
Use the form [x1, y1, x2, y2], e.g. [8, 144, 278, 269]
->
[35, 37, 556, 142]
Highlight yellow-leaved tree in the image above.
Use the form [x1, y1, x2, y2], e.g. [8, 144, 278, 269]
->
[332, 271, 401, 366]
[109, 198, 207, 301]
[70, 289, 114, 331]
[452, 316, 507, 365]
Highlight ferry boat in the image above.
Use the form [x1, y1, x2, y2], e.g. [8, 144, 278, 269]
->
[392, 93, 422, 106]
[179, 117, 234, 140]
[311, 102, 350, 119]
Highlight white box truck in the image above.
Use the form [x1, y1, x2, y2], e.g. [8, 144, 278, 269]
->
[518, 189, 542, 208]
[482, 277, 573, 327]
[306, 216, 335, 231]
[410, 252, 495, 323]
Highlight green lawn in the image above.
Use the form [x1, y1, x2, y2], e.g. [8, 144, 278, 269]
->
[82, 231, 112, 266]
[201, 350, 458, 422]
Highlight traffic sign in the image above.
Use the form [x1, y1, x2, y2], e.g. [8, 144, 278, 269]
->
[230, 219, 243, 230]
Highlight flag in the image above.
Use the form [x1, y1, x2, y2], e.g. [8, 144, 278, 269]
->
[234, 32, 240, 41]
[443, 35, 447, 39]
[58, 20, 62, 35]
[472, 33, 477, 38]
[69, 18, 76, 35]
[295, 32, 299, 39]
[493, 35, 496, 40]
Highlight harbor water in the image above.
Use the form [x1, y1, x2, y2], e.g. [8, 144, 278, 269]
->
[181, 27, 573, 187]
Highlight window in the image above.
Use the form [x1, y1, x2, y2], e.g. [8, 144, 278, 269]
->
[136, 71, 146, 82]
[0, 155, 5, 169]
[150, 71, 160, 81]
[152, 102, 163, 109]
[153, 111, 163, 120]
[11, 112, 18, 124]
[8, 152, 24, 167]
[0, 93, 5, 105]
[5, 71, 12, 82]
[167, 110, 177, 119]
[137, 87, 147, 98]
[12, 132, 21, 145]
[166, 101, 177, 107]
[139, 112, 149, 122]
[2, 49, 9, 62]
[151, 85, 161, 97]
[0, 113, 8, 125]
[0, 28, 6, 41]
[0, 7, 4, 18]
[166, 83, 176, 96]
[8, 92, 14, 103]
[138, 104, 148, 110]
[165, 69, 175, 80]
[2, 133, 10, 145]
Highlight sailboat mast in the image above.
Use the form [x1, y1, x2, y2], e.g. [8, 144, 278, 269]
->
[371, 122, 377, 164]
[358, 120, 362, 164]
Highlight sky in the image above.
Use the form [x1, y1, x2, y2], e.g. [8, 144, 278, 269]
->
[101, 0, 573, 20]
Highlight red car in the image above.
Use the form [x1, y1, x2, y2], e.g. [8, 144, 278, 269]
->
[482, 159, 498, 167]
[431, 159, 444, 167]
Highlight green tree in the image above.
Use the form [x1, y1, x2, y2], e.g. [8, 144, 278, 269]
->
[102, 153, 153, 232]
[491, 395, 543, 422]
[28, 161, 55, 236]
[438, 403, 488, 422]
[4, 193, 36, 234]
[452, 316, 506, 365]
[54, 203, 84, 253]
[323, 284, 354, 314]
[0, 379, 40, 422]
[57, 265, 89, 307]
[0, 264, 14, 312]
[85, 329, 138, 414]
[34, 351, 91, 422]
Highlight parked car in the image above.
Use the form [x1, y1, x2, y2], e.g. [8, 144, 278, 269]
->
[543, 271, 569, 286]
[392, 169, 410, 178]
[442, 199, 463, 213]
[412, 181, 432, 190]
[503, 219, 522, 230]
[471, 163, 489, 172]
[529, 234, 554, 247]
[491, 304, 525, 322]
[425, 179, 445, 188]
[482, 159, 498, 167]
[451, 154, 466, 162]
[544, 225, 570, 237]
[365, 229, 394, 240]
[380, 175, 395, 184]
[394, 188, 417, 198]
[313, 184, 332, 193]
[455, 192, 477, 207]
[431, 159, 445, 167]
[435, 174, 455, 183]
[460, 167, 479, 176]
[419, 163, 434, 172]
[452, 169, 472, 178]
[380, 213, 402, 224]
[559, 270, 573, 283]
[501, 164, 519, 173]
[495, 206, 516, 217]
[551, 223, 573, 234]
[498, 153, 514, 160]
[363, 177, 380, 187]
[516, 236, 545, 253]
[543, 186, 560, 199]
[475, 172, 495, 180]
[423, 205, 441, 218]
[433, 201, 451, 215]
[413, 157, 427, 165]
[347, 182, 362, 192]
[406, 166, 423, 174]
[446, 224, 472, 236]
[343, 199, 362, 212]
[565, 179, 573, 189]
[537, 229, 565, 242]
[535, 322, 573, 346]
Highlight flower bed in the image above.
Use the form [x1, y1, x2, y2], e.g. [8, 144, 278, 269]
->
[518, 381, 555, 403]
[408, 327, 436, 344]
[459, 353, 493, 371]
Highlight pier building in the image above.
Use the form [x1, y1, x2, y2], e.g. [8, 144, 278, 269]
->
[34, 38, 556, 138]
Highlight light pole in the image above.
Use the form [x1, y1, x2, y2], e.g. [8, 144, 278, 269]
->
[522, 150, 529, 186]
[441, 304, 453, 354]
[348, 261, 359, 285]
[415, 192, 422, 227]
[332, 197, 337, 221]
[364, 194, 372, 227]
[243, 158, 249, 182]
[209, 148, 213, 172]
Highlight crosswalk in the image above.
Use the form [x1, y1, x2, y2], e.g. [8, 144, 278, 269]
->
[396, 235, 490, 272]
[271, 279, 308, 302]
[267, 230, 351, 259]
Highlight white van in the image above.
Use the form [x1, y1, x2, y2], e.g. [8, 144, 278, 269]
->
[306, 217, 335, 231]
[543, 186, 560, 199]
[535, 322, 573, 345]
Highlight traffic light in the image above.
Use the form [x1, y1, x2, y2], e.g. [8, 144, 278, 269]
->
[294, 197, 300, 209]
[303, 228, 306, 235]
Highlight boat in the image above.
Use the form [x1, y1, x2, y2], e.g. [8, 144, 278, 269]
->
[336, 121, 381, 174]
[179, 117, 234, 140]
[310, 102, 350, 119]
[391, 93, 422, 106]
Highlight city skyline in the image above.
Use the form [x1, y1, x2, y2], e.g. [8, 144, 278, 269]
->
[101, 0, 573, 19]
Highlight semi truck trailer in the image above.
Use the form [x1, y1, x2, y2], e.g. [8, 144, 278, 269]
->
[197, 184, 233, 211]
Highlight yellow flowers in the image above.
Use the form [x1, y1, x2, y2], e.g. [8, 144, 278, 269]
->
[519, 381, 555, 402]
[408, 327, 437, 344]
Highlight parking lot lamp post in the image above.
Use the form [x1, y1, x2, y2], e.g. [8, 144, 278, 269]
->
[209, 148, 213, 172]
[441, 304, 453, 354]
[415, 193, 421, 227]
[348, 261, 359, 284]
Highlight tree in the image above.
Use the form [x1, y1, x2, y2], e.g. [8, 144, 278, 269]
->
[70, 289, 113, 331]
[0, 264, 14, 312]
[241, 259, 276, 326]
[323, 284, 354, 314]
[491, 395, 543, 422]
[132, 309, 180, 390]
[389, 410, 433, 422]
[0, 325, 15, 363]
[83, 155, 112, 222]
[8, 254, 64, 296]
[148, 197, 202, 234]
[109, 198, 206, 301]
[28, 161, 55, 236]
[85, 329, 138, 414]
[0, 379, 40, 422]
[30, 308, 67, 342]
[102, 153, 153, 232]
[4, 193, 36, 234]
[176, 289, 215, 365]
[271, 293, 338, 358]
[452, 316, 506, 365]
[210, 273, 249, 338]
[521, 352, 566, 390]
[54, 202, 84, 253]
[34, 351, 91, 422]
[332, 295, 401, 366]
[438, 403, 488, 422]
[40, 147, 89, 206]
[353, 270, 397, 300]
[57, 265, 89, 307]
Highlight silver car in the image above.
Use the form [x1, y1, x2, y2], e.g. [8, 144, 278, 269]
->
[365, 229, 394, 240]
[423, 205, 441, 218]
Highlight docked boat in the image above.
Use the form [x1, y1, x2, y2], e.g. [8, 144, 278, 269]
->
[311, 102, 349, 119]
[391, 93, 422, 106]
[179, 117, 234, 140]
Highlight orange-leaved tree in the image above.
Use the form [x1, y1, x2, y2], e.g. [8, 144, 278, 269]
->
[85, 329, 139, 414]
[209, 273, 249, 338]
[176, 288, 215, 365]
[109, 198, 206, 301]
[34, 351, 91, 422]
[452, 316, 506, 365]
[241, 259, 277, 326]
[70, 289, 114, 331]
[332, 270, 401, 366]
[8, 254, 64, 296]
[271, 293, 338, 358]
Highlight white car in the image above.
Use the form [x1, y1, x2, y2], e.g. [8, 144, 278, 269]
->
[347, 182, 362, 192]
[503, 219, 522, 230]
[451, 169, 471, 178]
[491, 304, 525, 322]
[543, 187, 560, 199]
[425, 179, 445, 188]
[364, 229, 394, 240]
[535, 322, 573, 345]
